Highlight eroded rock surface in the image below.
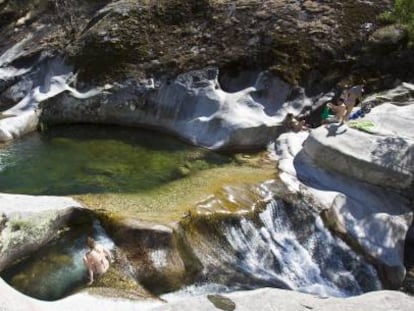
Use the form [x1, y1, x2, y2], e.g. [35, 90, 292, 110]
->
[0, 0, 401, 149]
[1, 0, 414, 309]
[273, 89, 414, 289]
[39, 67, 297, 150]
[303, 103, 414, 197]
[0, 193, 84, 270]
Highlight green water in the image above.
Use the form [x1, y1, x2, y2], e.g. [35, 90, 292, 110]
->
[1, 224, 91, 301]
[0, 125, 232, 195]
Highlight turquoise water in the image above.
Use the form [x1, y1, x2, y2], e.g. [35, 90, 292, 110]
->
[1, 219, 115, 301]
[1, 224, 91, 301]
[0, 125, 232, 195]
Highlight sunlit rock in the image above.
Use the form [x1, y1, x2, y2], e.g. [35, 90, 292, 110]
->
[0, 277, 413, 311]
[273, 94, 414, 288]
[303, 103, 414, 197]
[0, 193, 84, 271]
[362, 82, 414, 107]
[39, 67, 311, 151]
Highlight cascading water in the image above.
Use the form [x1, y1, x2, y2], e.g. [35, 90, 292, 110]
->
[181, 198, 381, 299]
[1, 219, 115, 301]
[224, 199, 381, 297]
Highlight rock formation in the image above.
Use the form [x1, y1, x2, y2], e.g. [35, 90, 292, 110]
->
[0, 193, 85, 271]
[1, 0, 414, 309]
[0, 0, 405, 150]
[273, 86, 414, 288]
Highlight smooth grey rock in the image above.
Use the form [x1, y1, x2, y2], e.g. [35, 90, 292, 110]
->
[363, 82, 414, 106]
[303, 103, 414, 196]
[272, 96, 414, 288]
[40, 67, 308, 151]
[0, 193, 83, 215]
[0, 277, 413, 311]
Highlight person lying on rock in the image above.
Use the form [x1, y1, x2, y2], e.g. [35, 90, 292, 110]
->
[83, 237, 113, 285]
[327, 99, 347, 124]
[285, 113, 309, 132]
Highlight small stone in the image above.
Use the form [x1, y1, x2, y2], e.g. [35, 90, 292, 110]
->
[207, 295, 236, 311]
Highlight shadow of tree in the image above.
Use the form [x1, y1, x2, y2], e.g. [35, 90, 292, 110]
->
[371, 137, 412, 172]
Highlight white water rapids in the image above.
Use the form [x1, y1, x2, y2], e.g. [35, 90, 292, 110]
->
[180, 198, 381, 300]
[223, 200, 381, 297]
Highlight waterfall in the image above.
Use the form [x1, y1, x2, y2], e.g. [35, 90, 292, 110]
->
[181, 198, 381, 299]
[222, 199, 381, 297]
[92, 219, 115, 250]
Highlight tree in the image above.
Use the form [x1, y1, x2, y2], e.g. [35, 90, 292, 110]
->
[394, 0, 414, 24]
[394, 0, 414, 42]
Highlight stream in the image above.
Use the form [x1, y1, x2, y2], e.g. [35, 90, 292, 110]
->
[0, 125, 381, 302]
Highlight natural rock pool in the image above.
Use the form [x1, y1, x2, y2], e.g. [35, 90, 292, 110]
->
[0, 124, 274, 223]
[0, 124, 233, 195]
[0, 125, 383, 302]
[0, 124, 277, 301]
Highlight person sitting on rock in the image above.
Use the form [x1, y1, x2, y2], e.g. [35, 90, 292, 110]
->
[83, 237, 113, 285]
[327, 99, 347, 124]
[285, 113, 309, 132]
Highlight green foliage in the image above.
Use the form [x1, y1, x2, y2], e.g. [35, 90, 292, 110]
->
[384, 0, 414, 44]
[395, 0, 414, 24]
[377, 11, 396, 25]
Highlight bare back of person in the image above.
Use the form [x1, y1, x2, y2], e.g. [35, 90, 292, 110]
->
[85, 245, 110, 275]
[83, 238, 113, 285]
